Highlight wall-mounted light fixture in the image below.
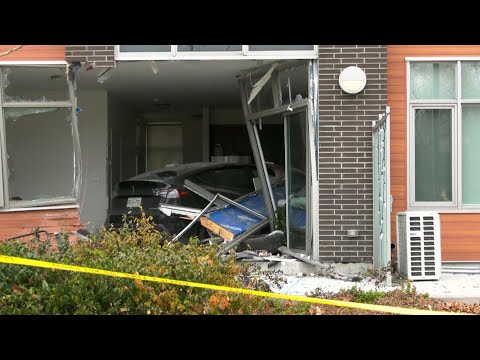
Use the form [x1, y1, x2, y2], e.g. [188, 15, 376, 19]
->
[339, 66, 367, 94]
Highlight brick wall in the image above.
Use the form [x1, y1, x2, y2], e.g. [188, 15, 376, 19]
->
[317, 45, 387, 263]
[65, 45, 115, 68]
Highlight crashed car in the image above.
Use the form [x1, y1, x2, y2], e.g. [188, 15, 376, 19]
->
[105, 162, 284, 242]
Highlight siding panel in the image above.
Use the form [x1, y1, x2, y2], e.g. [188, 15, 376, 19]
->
[0, 45, 76, 242]
[0, 45, 65, 61]
[387, 45, 480, 261]
[0, 208, 81, 242]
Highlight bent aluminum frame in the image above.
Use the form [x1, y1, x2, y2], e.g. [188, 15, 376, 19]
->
[372, 106, 391, 286]
[0, 63, 81, 209]
[237, 60, 316, 255]
[170, 193, 266, 245]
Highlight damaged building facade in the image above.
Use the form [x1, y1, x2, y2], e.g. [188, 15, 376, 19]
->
[0, 45, 478, 266]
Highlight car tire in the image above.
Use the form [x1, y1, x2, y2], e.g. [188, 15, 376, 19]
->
[153, 223, 170, 234]
[196, 225, 209, 241]
[235, 231, 285, 254]
[198, 237, 224, 246]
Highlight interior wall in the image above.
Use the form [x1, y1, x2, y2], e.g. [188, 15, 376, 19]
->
[108, 94, 137, 202]
[139, 106, 282, 166]
[142, 110, 203, 164]
[208, 107, 250, 161]
[209, 107, 284, 165]
[146, 124, 183, 169]
[77, 89, 108, 230]
[210, 107, 244, 125]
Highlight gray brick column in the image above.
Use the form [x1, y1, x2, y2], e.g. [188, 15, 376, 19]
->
[317, 45, 387, 263]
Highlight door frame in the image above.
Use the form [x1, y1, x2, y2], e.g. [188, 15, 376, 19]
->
[237, 59, 318, 257]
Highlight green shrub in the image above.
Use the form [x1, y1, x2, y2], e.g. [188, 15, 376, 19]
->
[340, 286, 385, 304]
[275, 205, 286, 233]
[0, 213, 304, 315]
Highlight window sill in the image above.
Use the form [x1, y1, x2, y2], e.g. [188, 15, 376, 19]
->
[0, 204, 79, 213]
[407, 207, 480, 214]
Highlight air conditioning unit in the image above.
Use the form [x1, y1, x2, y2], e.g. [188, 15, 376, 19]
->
[396, 211, 441, 281]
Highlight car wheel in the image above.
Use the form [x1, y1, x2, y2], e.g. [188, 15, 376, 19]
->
[153, 223, 170, 234]
[235, 231, 286, 254]
[196, 225, 210, 240]
[198, 237, 224, 246]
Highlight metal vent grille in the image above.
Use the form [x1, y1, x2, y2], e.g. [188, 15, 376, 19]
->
[396, 212, 441, 281]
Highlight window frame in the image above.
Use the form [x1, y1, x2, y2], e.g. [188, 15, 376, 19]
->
[115, 45, 319, 61]
[0, 61, 80, 210]
[407, 58, 480, 211]
[409, 104, 457, 209]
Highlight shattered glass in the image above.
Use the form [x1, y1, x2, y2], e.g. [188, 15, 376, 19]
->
[1, 68, 11, 89]
[4, 107, 75, 203]
[278, 63, 309, 106]
[1, 66, 69, 103]
[246, 71, 275, 113]
[5, 108, 57, 122]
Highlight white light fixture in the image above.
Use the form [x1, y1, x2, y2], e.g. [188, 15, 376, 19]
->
[338, 66, 367, 94]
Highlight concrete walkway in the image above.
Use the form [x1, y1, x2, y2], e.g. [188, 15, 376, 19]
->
[412, 274, 480, 304]
[268, 271, 480, 304]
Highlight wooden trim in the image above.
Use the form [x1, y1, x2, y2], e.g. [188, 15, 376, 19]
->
[0, 207, 81, 242]
[200, 217, 235, 241]
[0, 46, 65, 61]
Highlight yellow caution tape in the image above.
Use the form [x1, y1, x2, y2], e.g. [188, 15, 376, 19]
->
[0, 255, 458, 315]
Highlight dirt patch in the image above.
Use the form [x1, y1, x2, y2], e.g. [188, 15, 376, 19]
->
[306, 286, 480, 315]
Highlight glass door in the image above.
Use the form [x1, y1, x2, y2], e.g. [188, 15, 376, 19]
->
[284, 107, 310, 252]
[236, 60, 313, 254]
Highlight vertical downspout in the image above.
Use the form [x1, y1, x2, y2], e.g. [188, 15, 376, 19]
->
[310, 59, 320, 260]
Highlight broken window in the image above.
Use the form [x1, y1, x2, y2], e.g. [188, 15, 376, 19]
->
[246, 69, 276, 113]
[237, 60, 313, 254]
[0, 65, 79, 208]
[242, 62, 310, 117]
[278, 63, 309, 105]
[1, 66, 70, 102]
